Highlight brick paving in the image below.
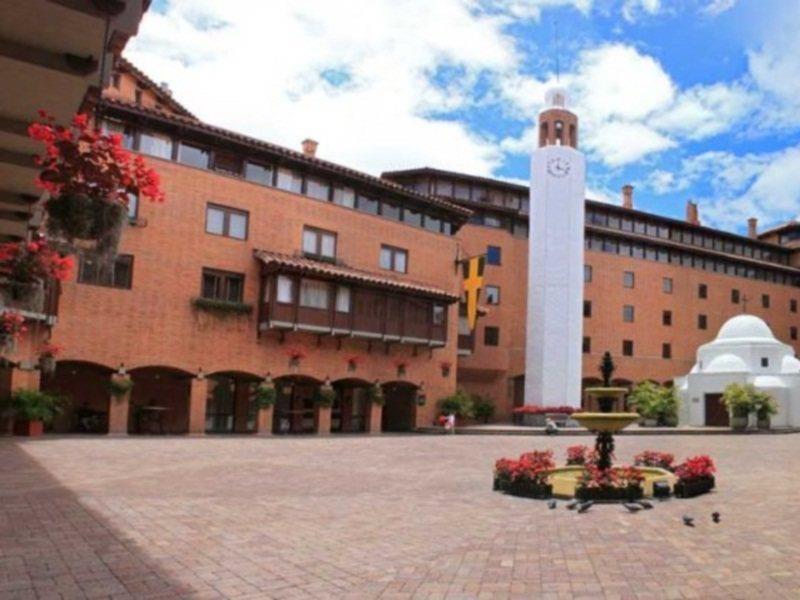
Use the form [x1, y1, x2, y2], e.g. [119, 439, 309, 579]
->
[1, 434, 799, 599]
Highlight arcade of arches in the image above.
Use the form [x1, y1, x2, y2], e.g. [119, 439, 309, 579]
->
[37, 361, 423, 435]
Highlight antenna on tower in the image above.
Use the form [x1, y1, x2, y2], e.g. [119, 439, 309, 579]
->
[553, 19, 560, 83]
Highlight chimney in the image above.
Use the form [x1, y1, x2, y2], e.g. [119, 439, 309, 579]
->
[301, 138, 318, 157]
[621, 184, 634, 209]
[686, 200, 700, 226]
[747, 217, 758, 239]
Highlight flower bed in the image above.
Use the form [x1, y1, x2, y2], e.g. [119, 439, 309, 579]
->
[493, 450, 554, 499]
[575, 464, 644, 502]
[511, 405, 575, 415]
[673, 455, 716, 498]
[673, 476, 715, 498]
[633, 450, 675, 471]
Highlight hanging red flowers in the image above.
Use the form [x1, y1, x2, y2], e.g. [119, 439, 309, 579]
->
[0, 239, 74, 283]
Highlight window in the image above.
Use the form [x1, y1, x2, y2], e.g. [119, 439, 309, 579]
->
[380, 245, 408, 273]
[792, 299, 798, 313]
[335, 286, 351, 313]
[761, 357, 769, 368]
[584, 264, 593, 283]
[306, 176, 330, 201]
[403, 207, 422, 227]
[623, 305, 634, 322]
[485, 285, 500, 305]
[201, 269, 243, 303]
[484, 215, 502, 228]
[424, 214, 441, 233]
[663, 310, 672, 326]
[380, 200, 401, 221]
[791, 326, 798, 341]
[662, 343, 672, 359]
[432, 304, 445, 325]
[663, 277, 673, 293]
[731, 289, 740, 304]
[698, 314, 708, 330]
[762, 294, 770, 308]
[127, 192, 139, 220]
[356, 195, 379, 215]
[622, 340, 634, 356]
[206, 204, 248, 240]
[276, 168, 303, 193]
[111, 72, 121, 88]
[77, 254, 133, 289]
[101, 120, 134, 149]
[698, 283, 707, 299]
[139, 131, 172, 159]
[583, 300, 592, 317]
[245, 162, 273, 186]
[299, 278, 330, 309]
[176, 142, 210, 169]
[333, 186, 355, 208]
[276, 275, 294, 304]
[487, 245, 502, 266]
[582, 336, 591, 354]
[484, 326, 499, 346]
[623, 271, 635, 288]
[134, 88, 142, 105]
[302, 227, 336, 260]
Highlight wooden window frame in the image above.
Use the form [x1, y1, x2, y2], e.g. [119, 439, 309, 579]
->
[205, 203, 249, 241]
[484, 325, 500, 347]
[302, 226, 337, 262]
[380, 245, 408, 273]
[201, 268, 245, 303]
[77, 253, 134, 290]
[485, 285, 501, 305]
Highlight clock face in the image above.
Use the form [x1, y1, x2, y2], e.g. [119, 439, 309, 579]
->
[547, 157, 571, 178]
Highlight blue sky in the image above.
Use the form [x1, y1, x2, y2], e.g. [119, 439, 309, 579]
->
[134, 0, 800, 235]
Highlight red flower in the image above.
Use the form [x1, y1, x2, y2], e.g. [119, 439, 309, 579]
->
[512, 405, 575, 415]
[39, 343, 62, 357]
[285, 347, 307, 361]
[566, 444, 590, 465]
[0, 311, 27, 340]
[633, 450, 675, 471]
[0, 239, 73, 282]
[675, 455, 716, 481]
[346, 355, 362, 366]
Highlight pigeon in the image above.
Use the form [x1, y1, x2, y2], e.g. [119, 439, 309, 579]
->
[637, 500, 654, 510]
[577, 500, 594, 513]
[547, 499, 557, 510]
[566, 499, 580, 510]
[682, 515, 695, 527]
[712, 511, 721, 523]
[623, 502, 642, 512]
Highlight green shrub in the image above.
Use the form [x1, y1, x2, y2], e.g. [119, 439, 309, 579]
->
[368, 383, 384, 406]
[253, 383, 276, 408]
[108, 377, 133, 398]
[10, 389, 63, 424]
[473, 395, 495, 423]
[437, 390, 475, 419]
[628, 381, 679, 425]
[723, 383, 774, 418]
[317, 384, 337, 407]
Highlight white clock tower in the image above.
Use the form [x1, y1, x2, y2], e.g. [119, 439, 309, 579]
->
[524, 88, 586, 408]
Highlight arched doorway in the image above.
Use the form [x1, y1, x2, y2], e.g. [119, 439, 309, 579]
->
[273, 375, 321, 434]
[43, 360, 115, 433]
[332, 378, 370, 433]
[206, 371, 261, 434]
[129, 366, 192, 434]
[382, 381, 418, 432]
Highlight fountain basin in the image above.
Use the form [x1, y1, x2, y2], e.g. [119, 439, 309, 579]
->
[547, 465, 677, 499]
[571, 412, 640, 433]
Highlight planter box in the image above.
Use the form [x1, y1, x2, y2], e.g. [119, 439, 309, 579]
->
[757, 418, 770, 430]
[521, 414, 546, 427]
[642, 418, 658, 427]
[505, 480, 552, 499]
[730, 415, 747, 431]
[13, 420, 44, 437]
[493, 476, 510, 492]
[673, 476, 715, 498]
[576, 485, 643, 502]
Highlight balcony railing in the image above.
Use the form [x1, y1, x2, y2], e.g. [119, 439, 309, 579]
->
[0, 277, 59, 322]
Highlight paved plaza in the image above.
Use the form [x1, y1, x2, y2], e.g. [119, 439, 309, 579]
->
[1, 433, 799, 600]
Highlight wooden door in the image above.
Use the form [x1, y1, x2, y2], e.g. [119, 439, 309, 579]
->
[704, 393, 729, 426]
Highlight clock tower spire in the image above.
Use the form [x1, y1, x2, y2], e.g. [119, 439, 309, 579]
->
[525, 87, 586, 410]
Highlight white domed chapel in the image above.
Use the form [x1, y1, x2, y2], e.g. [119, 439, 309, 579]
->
[675, 314, 800, 427]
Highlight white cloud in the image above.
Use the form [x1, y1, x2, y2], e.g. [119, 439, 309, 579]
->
[585, 121, 676, 166]
[702, 0, 737, 16]
[127, 0, 518, 176]
[621, 0, 661, 23]
[485, 0, 593, 21]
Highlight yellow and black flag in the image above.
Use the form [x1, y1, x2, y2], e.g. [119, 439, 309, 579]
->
[461, 255, 485, 331]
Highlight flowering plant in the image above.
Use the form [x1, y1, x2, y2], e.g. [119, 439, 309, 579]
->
[440, 360, 452, 375]
[494, 450, 555, 486]
[512, 405, 575, 415]
[674, 455, 716, 481]
[633, 450, 675, 471]
[566, 444, 590, 465]
[346, 355, 362, 370]
[39, 343, 62, 358]
[0, 311, 26, 342]
[29, 111, 164, 205]
[0, 239, 74, 284]
[580, 464, 643, 489]
[285, 347, 307, 361]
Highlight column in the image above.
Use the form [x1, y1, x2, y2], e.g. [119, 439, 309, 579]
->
[315, 404, 332, 435]
[0, 365, 41, 435]
[188, 375, 208, 435]
[366, 402, 382, 434]
[233, 380, 251, 433]
[256, 405, 273, 436]
[108, 373, 131, 435]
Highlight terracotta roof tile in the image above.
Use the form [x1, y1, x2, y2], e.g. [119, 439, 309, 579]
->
[254, 249, 459, 302]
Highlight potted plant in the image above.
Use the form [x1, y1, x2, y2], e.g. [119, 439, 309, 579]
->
[576, 465, 644, 502]
[566, 444, 590, 466]
[673, 455, 716, 498]
[285, 347, 307, 369]
[437, 390, 475, 420]
[633, 450, 675, 471]
[722, 382, 756, 431]
[345, 355, 361, 372]
[10, 389, 62, 436]
[394, 360, 408, 378]
[628, 381, 664, 426]
[38, 343, 61, 377]
[753, 390, 778, 429]
[317, 381, 337, 407]
[368, 381, 384, 406]
[109, 377, 134, 399]
[0, 238, 73, 312]
[0, 310, 27, 352]
[416, 387, 427, 407]
[440, 360, 451, 377]
[28, 111, 165, 256]
[494, 450, 554, 499]
[473, 395, 495, 424]
[254, 377, 276, 408]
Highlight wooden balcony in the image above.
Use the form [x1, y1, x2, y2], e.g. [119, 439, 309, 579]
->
[0, 276, 59, 324]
